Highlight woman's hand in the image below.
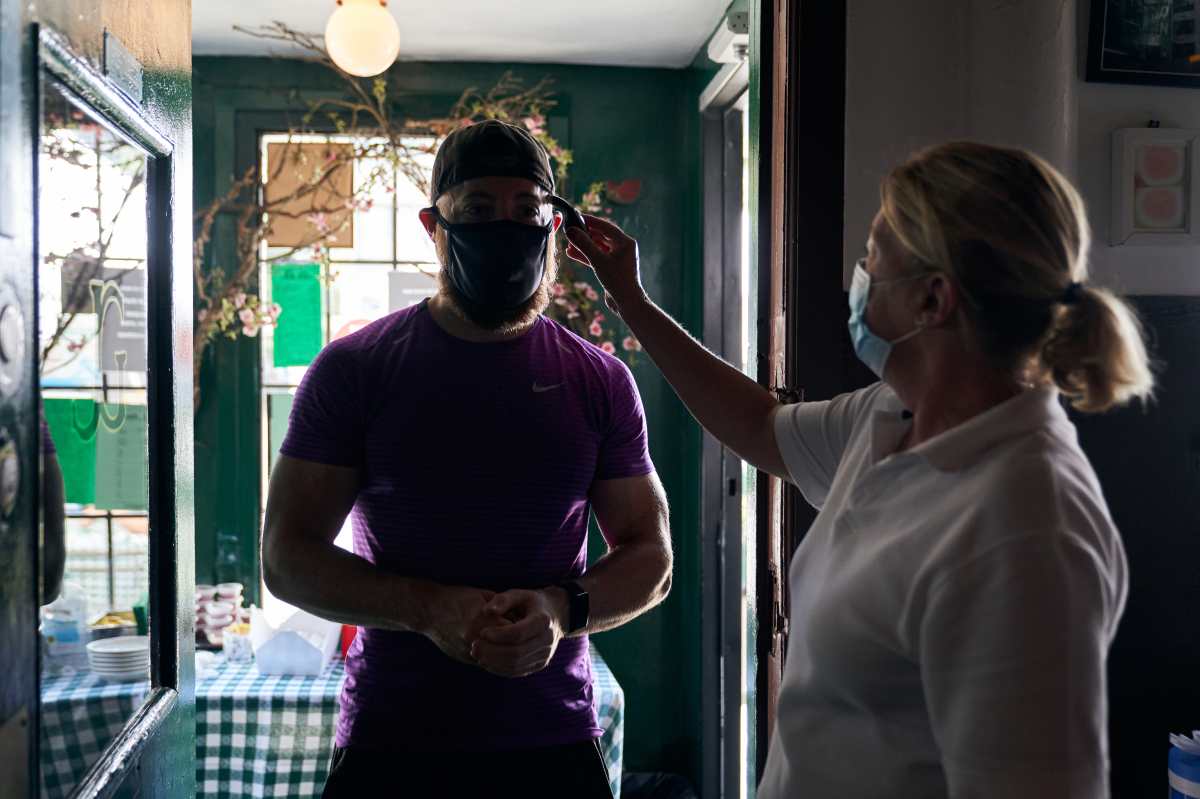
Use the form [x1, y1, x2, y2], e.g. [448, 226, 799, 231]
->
[565, 215, 646, 315]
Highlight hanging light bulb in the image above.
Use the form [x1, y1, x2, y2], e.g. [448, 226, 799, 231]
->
[324, 0, 401, 78]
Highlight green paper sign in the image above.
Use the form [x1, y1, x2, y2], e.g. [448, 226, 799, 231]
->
[93, 404, 148, 512]
[42, 398, 97, 505]
[272, 262, 323, 367]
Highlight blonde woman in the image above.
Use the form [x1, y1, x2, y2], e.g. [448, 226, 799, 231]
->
[566, 141, 1153, 797]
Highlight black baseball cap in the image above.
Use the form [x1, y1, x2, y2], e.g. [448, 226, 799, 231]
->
[429, 119, 556, 204]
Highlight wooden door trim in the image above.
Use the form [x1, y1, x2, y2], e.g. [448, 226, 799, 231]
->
[751, 0, 850, 779]
[36, 23, 186, 796]
[39, 26, 173, 156]
[72, 687, 178, 799]
[749, 0, 786, 777]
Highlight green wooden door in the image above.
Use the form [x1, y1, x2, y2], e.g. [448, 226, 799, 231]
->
[0, 2, 195, 796]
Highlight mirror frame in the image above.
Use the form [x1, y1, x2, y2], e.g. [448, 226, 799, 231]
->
[37, 25, 181, 799]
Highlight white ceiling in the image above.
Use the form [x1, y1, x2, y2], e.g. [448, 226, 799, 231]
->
[193, 1, 729, 69]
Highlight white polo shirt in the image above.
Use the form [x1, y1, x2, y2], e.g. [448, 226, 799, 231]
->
[758, 383, 1126, 799]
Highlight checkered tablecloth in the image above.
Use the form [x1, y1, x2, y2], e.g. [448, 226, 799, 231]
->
[195, 658, 344, 797]
[40, 669, 150, 798]
[40, 644, 624, 798]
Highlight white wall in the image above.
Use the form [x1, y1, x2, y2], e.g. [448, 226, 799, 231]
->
[844, 0, 1076, 287]
[1074, 1, 1200, 295]
[845, 0, 1199, 296]
[844, 1, 968, 279]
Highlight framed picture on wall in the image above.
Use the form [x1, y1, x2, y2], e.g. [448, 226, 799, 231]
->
[1087, 0, 1200, 87]
[1110, 128, 1200, 245]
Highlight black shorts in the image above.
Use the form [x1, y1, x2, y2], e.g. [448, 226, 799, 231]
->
[321, 738, 614, 798]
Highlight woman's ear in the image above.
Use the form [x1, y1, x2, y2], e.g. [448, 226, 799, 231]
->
[922, 273, 960, 328]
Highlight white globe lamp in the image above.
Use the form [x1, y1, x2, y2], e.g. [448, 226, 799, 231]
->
[324, 0, 401, 78]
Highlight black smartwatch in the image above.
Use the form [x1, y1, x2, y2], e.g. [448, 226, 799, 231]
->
[557, 579, 589, 634]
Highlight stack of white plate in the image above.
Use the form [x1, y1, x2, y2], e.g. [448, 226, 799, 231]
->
[86, 635, 150, 682]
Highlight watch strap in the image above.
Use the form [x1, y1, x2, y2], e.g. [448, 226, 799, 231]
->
[557, 579, 589, 634]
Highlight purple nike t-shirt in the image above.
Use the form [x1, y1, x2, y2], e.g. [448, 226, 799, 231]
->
[279, 299, 654, 752]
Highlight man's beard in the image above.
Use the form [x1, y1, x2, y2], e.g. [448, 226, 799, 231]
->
[434, 232, 557, 335]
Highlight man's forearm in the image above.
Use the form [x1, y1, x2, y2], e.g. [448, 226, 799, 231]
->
[263, 536, 439, 633]
[565, 539, 672, 636]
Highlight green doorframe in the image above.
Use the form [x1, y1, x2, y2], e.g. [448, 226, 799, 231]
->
[194, 58, 708, 784]
[14, 7, 196, 797]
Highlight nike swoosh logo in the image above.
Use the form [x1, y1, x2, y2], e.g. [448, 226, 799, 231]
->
[532, 382, 564, 393]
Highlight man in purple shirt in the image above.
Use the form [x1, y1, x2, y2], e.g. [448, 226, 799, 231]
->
[262, 120, 673, 798]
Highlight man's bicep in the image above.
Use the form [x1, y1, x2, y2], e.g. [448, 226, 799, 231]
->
[589, 471, 669, 549]
[263, 455, 360, 548]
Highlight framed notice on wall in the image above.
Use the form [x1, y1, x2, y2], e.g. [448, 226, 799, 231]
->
[1111, 128, 1200, 246]
[264, 141, 355, 248]
[1087, 0, 1200, 88]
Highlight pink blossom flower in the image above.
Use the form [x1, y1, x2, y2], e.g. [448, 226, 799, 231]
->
[567, 301, 579, 313]
[574, 281, 590, 290]
[308, 212, 330, 233]
[232, 291, 246, 309]
[270, 303, 282, 317]
[600, 342, 616, 354]
[567, 311, 580, 320]
[554, 297, 569, 306]
[521, 114, 545, 134]
[197, 309, 208, 322]
[593, 312, 606, 323]
[585, 286, 599, 301]
[589, 321, 604, 337]
[551, 283, 566, 297]
[238, 307, 255, 326]
[242, 323, 259, 338]
[623, 336, 642, 352]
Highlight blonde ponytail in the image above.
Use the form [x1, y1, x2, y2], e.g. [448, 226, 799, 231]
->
[1041, 285, 1154, 412]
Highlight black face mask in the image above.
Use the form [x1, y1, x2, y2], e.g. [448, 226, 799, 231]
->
[430, 209, 551, 313]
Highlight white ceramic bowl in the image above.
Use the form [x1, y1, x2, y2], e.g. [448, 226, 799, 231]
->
[203, 601, 234, 617]
[202, 613, 233, 629]
[87, 635, 149, 655]
[215, 583, 244, 600]
[93, 668, 148, 682]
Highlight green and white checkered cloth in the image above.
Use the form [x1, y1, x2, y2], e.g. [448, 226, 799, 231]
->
[196, 658, 343, 797]
[40, 670, 149, 799]
[592, 646, 625, 797]
[41, 644, 624, 798]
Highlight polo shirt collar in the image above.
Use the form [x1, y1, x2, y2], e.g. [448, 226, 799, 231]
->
[906, 387, 1068, 471]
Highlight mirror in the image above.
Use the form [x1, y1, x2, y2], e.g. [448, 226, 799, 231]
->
[37, 76, 152, 797]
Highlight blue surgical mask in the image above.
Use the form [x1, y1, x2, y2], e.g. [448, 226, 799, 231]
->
[847, 258, 926, 379]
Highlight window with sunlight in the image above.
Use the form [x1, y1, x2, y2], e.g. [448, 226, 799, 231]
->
[257, 132, 437, 623]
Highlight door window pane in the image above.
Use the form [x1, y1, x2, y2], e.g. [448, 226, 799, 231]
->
[38, 77, 153, 798]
